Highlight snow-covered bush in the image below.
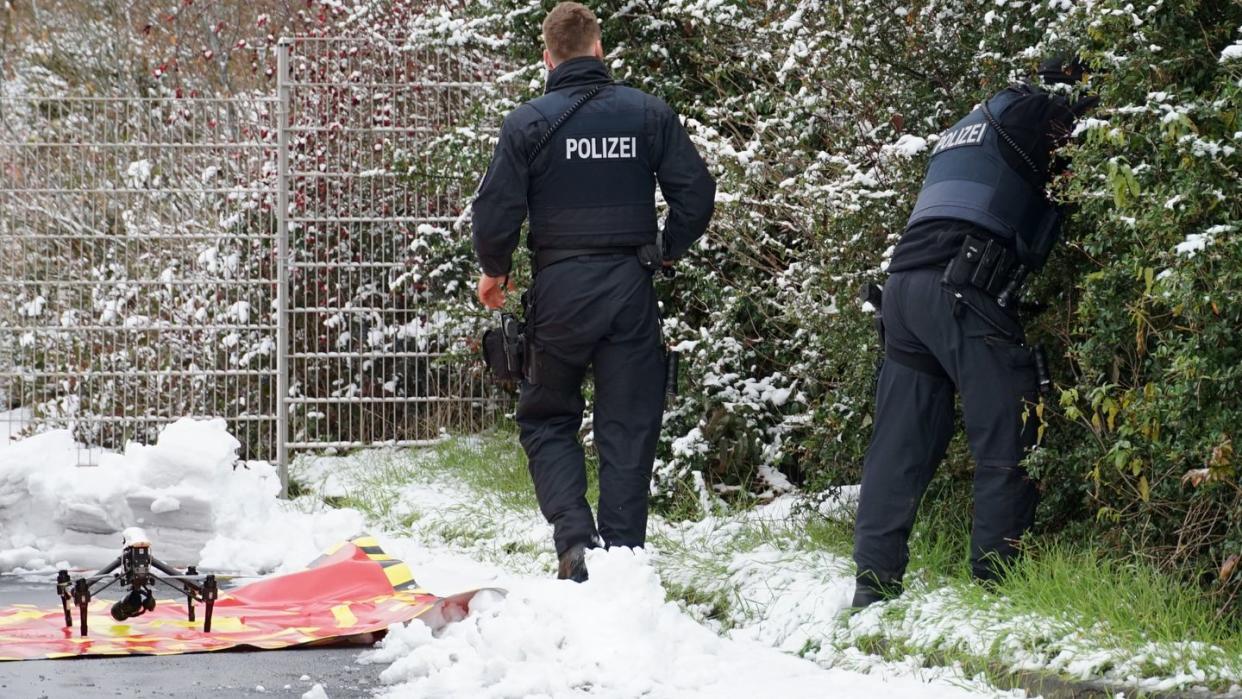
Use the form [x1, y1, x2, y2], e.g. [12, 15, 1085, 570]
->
[431, 0, 1242, 612]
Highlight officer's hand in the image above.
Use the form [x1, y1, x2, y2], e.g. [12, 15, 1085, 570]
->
[477, 274, 515, 310]
[1069, 93, 1100, 118]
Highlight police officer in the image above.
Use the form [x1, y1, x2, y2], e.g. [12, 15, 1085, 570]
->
[851, 58, 1097, 606]
[471, 2, 715, 582]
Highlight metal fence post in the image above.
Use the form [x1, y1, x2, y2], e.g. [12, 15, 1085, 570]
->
[276, 39, 292, 497]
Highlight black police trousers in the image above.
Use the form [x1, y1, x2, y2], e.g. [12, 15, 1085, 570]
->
[516, 253, 665, 557]
[853, 267, 1039, 587]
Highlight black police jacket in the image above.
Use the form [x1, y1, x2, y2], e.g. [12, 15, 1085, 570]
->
[889, 83, 1080, 273]
[472, 57, 716, 277]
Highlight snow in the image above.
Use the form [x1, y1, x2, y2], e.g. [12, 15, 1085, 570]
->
[887, 134, 929, 157]
[5, 426, 1237, 695]
[1175, 224, 1234, 258]
[360, 547, 978, 699]
[1, 408, 32, 446]
[1176, 233, 1211, 256]
[124, 159, 153, 188]
[0, 419, 364, 574]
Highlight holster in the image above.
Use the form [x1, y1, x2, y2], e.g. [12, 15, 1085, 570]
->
[943, 235, 1025, 304]
[637, 242, 662, 272]
[481, 312, 526, 385]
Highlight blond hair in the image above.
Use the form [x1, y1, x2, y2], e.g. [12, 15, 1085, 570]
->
[542, 2, 601, 64]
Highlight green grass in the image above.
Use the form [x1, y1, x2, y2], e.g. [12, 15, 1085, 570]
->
[976, 542, 1242, 664]
[327, 450, 422, 522]
[410, 428, 600, 512]
[799, 480, 1242, 687]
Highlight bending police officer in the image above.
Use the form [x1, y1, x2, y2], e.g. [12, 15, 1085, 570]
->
[851, 58, 1097, 607]
[471, 2, 716, 582]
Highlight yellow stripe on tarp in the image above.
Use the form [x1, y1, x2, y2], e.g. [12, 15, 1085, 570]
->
[381, 562, 416, 589]
[331, 604, 357, 628]
[202, 616, 247, 633]
[0, 610, 47, 626]
[147, 619, 205, 629]
[351, 536, 380, 549]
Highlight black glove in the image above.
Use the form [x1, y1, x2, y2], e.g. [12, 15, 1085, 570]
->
[1069, 93, 1100, 118]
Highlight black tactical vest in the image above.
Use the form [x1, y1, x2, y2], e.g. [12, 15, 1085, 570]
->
[525, 86, 659, 249]
[905, 88, 1062, 269]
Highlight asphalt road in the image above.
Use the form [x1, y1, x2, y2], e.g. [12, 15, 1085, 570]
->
[0, 575, 388, 698]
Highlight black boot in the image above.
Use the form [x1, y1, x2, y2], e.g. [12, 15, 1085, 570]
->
[557, 543, 589, 583]
[851, 572, 902, 609]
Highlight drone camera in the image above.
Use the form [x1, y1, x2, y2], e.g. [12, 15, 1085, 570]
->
[110, 588, 156, 621]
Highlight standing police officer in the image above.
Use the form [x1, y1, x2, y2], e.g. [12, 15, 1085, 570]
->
[851, 58, 1097, 607]
[472, 2, 715, 582]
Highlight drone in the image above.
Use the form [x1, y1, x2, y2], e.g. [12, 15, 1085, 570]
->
[55, 527, 220, 637]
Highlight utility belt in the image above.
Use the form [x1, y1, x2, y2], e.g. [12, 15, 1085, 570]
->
[941, 234, 1029, 309]
[481, 241, 678, 395]
[533, 240, 665, 274]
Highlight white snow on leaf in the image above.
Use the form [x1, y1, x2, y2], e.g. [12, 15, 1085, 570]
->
[890, 134, 929, 157]
[19, 296, 45, 318]
[1176, 225, 1233, 257]
[671, 427, 709, 458]
[229, 301, 251, 324]
[124, 159, 152, 188]
[1175, 234, 1210, 256]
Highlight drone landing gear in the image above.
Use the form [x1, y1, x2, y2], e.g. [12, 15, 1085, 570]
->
[69, 578, 92, 636]
[56, 570, 72, 629]
[56, 547, 220, 637]
[201, 574, 217, 633]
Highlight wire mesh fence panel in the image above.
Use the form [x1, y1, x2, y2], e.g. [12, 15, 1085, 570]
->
[1, 37, 512, 472]
[0, 95, 281, 460]
[279, 37, 509, 454]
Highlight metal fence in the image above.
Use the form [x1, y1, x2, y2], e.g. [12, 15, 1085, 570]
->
[279, 37, 505, 463]
[0, 95, 282, 461]
[1, 36, 510, 484]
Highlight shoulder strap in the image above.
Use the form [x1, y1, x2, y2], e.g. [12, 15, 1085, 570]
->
[527, 82, 612, 165]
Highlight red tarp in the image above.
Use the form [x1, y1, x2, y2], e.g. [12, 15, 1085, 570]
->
[0, 536, 482, 661]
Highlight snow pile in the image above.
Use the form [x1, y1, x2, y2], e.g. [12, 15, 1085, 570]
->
[361, 547, 982, 699]
[0, 419, 363, 574]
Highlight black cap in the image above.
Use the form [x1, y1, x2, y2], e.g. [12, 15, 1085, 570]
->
[1038, 54, 1088, 85]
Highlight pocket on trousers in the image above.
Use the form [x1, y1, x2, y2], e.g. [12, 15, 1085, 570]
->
[984, 335, 1036, 371]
